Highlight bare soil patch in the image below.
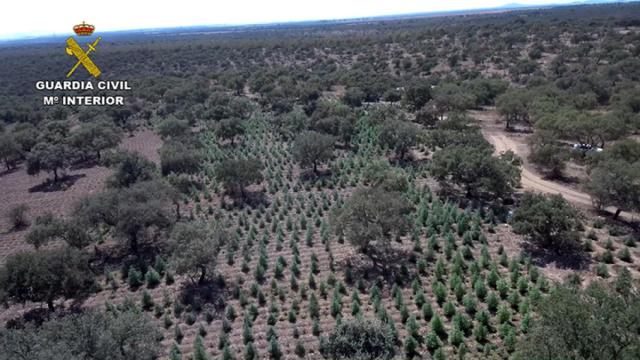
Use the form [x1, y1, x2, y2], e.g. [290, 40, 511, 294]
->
[0, 130, 162, 263]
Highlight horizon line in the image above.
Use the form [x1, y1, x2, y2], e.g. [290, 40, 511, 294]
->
[0, 0, 635, 42]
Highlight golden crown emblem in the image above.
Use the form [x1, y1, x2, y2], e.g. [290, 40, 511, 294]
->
[73, 21, 95, 36]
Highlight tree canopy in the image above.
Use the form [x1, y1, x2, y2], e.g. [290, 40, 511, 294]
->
[0, 247, 96, 311]
[168, 221, 228, 285]
[292, 130, 335, 173]
[511, 192, 582, 253]
[321, 318, 397, 360]
[0, 309, 161, 360]
[378, 120, 422, 161]
[431, 146, 521, 199]
[103, 150, 157, 188]
[516, 281, 640, 360]
[215, 157, 264, 198]
[332, 187, 413, 271]
[74, 180, 175, 255]
[586, 159, 640, 219]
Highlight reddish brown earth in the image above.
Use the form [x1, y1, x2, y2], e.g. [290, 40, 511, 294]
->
[0, 130, 162, 263]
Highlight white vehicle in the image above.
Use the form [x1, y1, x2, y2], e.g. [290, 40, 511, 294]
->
[572, 143, 603, 153]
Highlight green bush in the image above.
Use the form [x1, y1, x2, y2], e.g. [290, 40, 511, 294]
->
[141, 291, 154, 311]
[294, 340, 306, 358]
[404, 335, 419, 358]
[145, 268, 161, 288]
[7, 204, 29, 229]
[596, 263, 609, 278]
[618, 247, 632, 262]
[431, 315, 446, 338]
[601, 250, 615, 264]
[268, 337, 283, 360]
[425, 332, 440, 352]
[238, 341, 253, 360]
[127, 267, 143, 288]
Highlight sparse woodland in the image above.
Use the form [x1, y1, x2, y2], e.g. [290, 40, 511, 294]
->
[1, 3, 640, 359]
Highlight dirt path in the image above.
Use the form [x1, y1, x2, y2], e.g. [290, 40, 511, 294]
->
[483, 131, 593, 206]
[470, 109, 636, 221]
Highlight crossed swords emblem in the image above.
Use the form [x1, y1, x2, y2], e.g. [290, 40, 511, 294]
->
[65, 36, 102, 78]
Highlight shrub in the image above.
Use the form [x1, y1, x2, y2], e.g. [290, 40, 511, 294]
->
[185, 312, 197, 326]
[453, 314, 472, 335]
[604, 239, 615, 250]
[174, 325, 184, 343]
[145, 268, 161, 288]
[422, 303, 434, 321]
[602, 250, 615, 264]
[288, 309, 297, 323]
[434, 348, 447, 360]
[618, 247, 632, 262]
[474, 279, 487, 300]
[221, 345, 235, 360]
[406, 316, 420, 339]
[243, 318, 253, 344]
[624, 236, 637, 247]
[431, 315, 446, 338]
[404, 335, 419, 358]
[7, 204, 29, 229]
[425, 332, 440, 352]
[141, 291, 154, 311]
[225, 305, 237, 321]
[449, 328, 464, 347]
[312, 319, 321, 336]
[244, 342, 257, 360]
[309, 293, 320, 319]
[127, 267, 143, 288]
[170, 343, 182, 360]
[487, 292, 499, 313]
[331, 293, 342, 318]
[193, 336, 211, 360]
[444, 301, 456, 318]
[433, 282, 447, 305]
[163, 313, 173, 329]
[295, 340, 306, 358]
[596, 263, 609, 278]
[463, 294, 477, 315]
[474, 324, 488, 343]
[498, 305, 511, 324]
[268, 337, 283, 360]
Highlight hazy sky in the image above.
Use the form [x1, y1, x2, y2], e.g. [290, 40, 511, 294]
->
[1, 0, 577, 39]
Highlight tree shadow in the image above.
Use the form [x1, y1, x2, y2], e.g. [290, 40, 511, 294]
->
[69, 159, 100, 170]
[299, 168, 333, 182]
[29, 174, 86, 193]
[523, 243, 592, 271]
[436, 186, 512, 223]
[5, 302, 86, 330]
[223, 189, 269, 209]
[6, 308, 52, 329]
[540, 172, 581, 185]
[177, 278, 228, 315]
[343, 248, 417, 288]
[0, 166, 20, 178]
[595, 210, 640, 231]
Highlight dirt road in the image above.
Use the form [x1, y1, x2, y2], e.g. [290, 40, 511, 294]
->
[483, 131, 594, 206]
[470, 109, 636, 220]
